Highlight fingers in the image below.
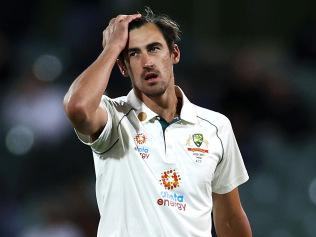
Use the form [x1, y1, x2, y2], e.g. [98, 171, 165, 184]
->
[125, 13, 142, 23]
[115, 15, 129, 23]
[109, 14, 141, 26]
[102, 13, 141, 49]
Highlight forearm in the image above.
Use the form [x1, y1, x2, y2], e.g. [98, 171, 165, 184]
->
[215, 211, 252, 237]
[64, 46, 120, 117]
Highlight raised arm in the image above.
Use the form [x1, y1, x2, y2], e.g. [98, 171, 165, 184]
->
[63, 14, 141, 138]
[212, 188, 252, 237]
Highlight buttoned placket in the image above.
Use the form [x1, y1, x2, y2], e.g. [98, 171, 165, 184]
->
[155, 116, 181, 164]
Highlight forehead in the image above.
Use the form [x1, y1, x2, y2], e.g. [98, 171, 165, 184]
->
[127, 23, 167, 49]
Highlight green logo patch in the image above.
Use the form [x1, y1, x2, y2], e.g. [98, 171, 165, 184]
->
[192, 133, 203, 147]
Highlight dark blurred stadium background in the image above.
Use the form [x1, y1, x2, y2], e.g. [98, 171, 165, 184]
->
[1, 0, 316, 236]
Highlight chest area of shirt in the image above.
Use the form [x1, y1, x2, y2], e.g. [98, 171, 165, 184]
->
[128, 120, 222, 169]
[120, 120, 221, 195]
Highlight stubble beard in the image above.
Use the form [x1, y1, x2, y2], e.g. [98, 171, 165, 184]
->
[133, 82, 167, 99]
[132, 72, 174, 99]
[144, 83, 167, 97]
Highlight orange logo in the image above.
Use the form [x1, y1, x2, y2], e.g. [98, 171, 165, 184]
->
[134, 133, 147, 145]
[159, 169, 181, 190]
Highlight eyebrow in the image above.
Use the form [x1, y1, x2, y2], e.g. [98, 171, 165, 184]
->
[146, 42, 163, 49]
[127, 47, 140, 54]
[127, 41, 163, 53]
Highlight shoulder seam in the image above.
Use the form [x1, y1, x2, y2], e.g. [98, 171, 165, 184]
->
[197, 116, 224, 164]
[94, 108, 134, 155]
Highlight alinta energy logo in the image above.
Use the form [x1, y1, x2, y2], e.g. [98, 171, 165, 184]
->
[134, 133, 150, 159]
[134, 133, 146, 145]
[157, 169, 187, 211]
[159, 169, 181, 190]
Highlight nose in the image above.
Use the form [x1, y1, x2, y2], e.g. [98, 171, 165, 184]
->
[142, 53, 154, 69]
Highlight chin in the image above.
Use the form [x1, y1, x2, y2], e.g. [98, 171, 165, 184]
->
[143, 85, 167, 98]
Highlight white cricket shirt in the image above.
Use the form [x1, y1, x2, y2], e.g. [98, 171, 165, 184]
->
[76, 87, 249, 237]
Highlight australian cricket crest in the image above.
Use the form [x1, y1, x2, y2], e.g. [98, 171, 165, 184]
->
[186, 133, 209, 163]
[192, 133, 203, 147]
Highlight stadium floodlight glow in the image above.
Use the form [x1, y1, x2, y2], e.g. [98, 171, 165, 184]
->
[33, 54, 63, 82]
[308, 178, 316, 205]
[5, 125, 34, 155]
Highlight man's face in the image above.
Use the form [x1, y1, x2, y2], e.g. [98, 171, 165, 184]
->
[123, 23, 180, 98]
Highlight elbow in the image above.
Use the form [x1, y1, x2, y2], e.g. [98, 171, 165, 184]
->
[63, 93, 89, 124]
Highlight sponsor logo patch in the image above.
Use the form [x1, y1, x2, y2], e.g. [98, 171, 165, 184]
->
[157, 169, 186, 211]
[159, 169, 181, 190]
[156, 190, 187, 212]
[134, 133, 147, 145]
[134, 133, 150, 159]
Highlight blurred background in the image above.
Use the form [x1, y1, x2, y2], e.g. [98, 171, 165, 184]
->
[1, 0, 316, 236]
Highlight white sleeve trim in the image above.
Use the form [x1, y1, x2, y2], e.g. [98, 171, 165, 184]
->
[212, 174, 249, 194]
[211, 116, 249, 194]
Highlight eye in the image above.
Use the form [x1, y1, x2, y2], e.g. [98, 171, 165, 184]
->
[149, 46, 160, 52]
[128, 51, 137, 57]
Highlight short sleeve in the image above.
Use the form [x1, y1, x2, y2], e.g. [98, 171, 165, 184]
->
[211, 118, 249, 194]
[75, 95, 119, 154]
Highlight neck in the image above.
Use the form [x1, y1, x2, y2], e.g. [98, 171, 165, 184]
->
[135, 86, 180, 123]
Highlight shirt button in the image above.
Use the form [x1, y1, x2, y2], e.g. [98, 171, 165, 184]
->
[137, 112, 147, 121]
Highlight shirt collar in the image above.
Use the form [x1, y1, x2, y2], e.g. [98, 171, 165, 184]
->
[126, 86, 198, 124]
[175, 86, 198, 124]
[126, 90, 158, 123]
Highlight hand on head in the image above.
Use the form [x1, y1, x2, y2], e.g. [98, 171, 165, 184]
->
[102, 14, 141, 52]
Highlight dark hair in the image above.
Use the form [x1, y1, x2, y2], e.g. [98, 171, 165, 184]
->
[118, 7, 181, 61]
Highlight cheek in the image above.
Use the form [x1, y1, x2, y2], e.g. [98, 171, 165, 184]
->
[128, 60, 142, 73]
[160, 57, 174, 73]
[126, 64, 138, 77]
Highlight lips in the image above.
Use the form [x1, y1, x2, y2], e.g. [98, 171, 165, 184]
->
[144, 72, 158, 80]
[142, 70, 160, 81]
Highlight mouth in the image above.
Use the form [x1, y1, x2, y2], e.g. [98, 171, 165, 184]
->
[144, 72, 159, 81]
[143, 72, 159, 83]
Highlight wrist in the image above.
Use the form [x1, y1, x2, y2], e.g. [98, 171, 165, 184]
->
[102, 44, 123, 58]
[97, 46, 122, 66]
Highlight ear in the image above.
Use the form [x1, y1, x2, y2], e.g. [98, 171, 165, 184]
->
[171, 44, 180, 64]
[116, 59, 129, 78]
